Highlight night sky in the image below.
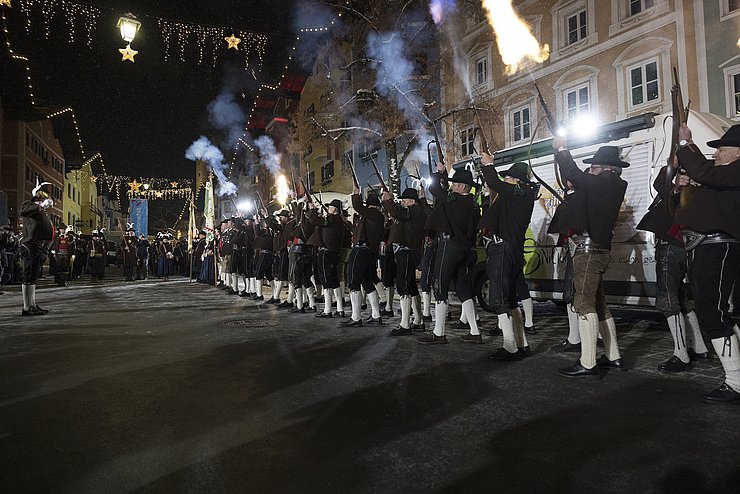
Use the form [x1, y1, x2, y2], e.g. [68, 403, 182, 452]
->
[4, 0, 298, 181]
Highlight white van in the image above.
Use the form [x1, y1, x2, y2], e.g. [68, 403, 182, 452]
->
[470, 111, 734, 309]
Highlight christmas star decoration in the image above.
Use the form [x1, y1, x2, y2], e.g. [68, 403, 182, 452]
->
[171, 181, 179, 188]
[0, 0, 12, 8]
[225, 34, 241, 50]
[90, 175, 97, 183]
[119, 44, 138, 62]
[155, 191, 164, 198]
[128, 179, 142, 192]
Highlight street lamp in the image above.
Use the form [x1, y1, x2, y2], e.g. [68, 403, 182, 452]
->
[117, 13, 141, 44]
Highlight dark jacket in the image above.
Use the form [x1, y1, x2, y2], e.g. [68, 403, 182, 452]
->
[382, 199, 428, 256]
[479, 166, 535, 250]
[350, 194, 385, 253]
[306, 209, 345, 251]
[636, 166, 683, 246]
[20, 201, 53, 246]
[676, 145, 740, 240]
[555, 150, 627, 249]
[424, 172, 480, 248]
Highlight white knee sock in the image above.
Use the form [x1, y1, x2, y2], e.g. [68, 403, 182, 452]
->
[422, 291, 431, 316]
[231, 274, 239, 292]
[579, 313, 599, 369]
[334, 287, 344, 313]
[256, 279, 263, 297]
[400, 295, 411, 329]
[434, 301, 448, 336]
[269, 280, 276, 298]
[22, 284, 31, 311]
[711, 333, 740, 390]
[287, 282, 294, 305]
[368, 290, 381, 319]
[306, 287, 316, 308]
[521, 297, 534, 328]
[375, 283, 386, 303]
[512, 309, 528, 348]
[667, 314, 690, 363]
[296, 287, 304, 309]
[567, 304, 580, 344]
[598, 317, 621, 361]
[323, 288, 332, 314]
[498, 313, 516, 352]
[412, 295, 422, 325]
[683, 311, 708, 354]
[350, 291, 362, 321]
[462, 299, 479, 335]
[386, 287, 395, 311]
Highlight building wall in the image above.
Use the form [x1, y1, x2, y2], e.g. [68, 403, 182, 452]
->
[701, 0, 740, 119]
[439, 0, 706, 163]
[63, 168, 83, 232]
[79, 162, 101, 233]
[0, 118, 65, 229]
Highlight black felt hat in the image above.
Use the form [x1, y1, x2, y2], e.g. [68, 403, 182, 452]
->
[707, 124, 740, 148]
[501, 162, 531, 182]
[400, 188, 419, 200]
[328, 199, 343, 210]
[366, 194, 381, 206]
[583, 146, 630, 168]
[449, 169, 474, 186]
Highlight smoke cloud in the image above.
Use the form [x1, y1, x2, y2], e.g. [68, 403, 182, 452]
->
[254, 135, 282, 176]
[429, 0, 457, 25]
[207, 91, 246, 147]
[185, 136, 237, 196]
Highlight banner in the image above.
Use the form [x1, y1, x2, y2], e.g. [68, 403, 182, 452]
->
[129, 198, 149, 237]
[203, 179, 215, 241]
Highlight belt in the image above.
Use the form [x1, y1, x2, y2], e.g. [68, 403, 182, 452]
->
[354, 242, 368, 247]
[572, 235, 610, 252]
[682, 230, 739, 250]
[482, 234, 503, 248]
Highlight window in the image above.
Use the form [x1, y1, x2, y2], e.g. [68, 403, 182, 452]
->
[629, 60, 659, 108]
[460, 127, 476, 156]
[321, 161, 334, 185]
[565, 84, 590, 122]
[722, 0, 740, 17]
[566, 10, 587, 45]
[734, 73, 740, 117]
[511, 106, 531, 143]
[308, 170, 316, 190]
[629, 0, 654, 15]
[476, 57, 488, 85]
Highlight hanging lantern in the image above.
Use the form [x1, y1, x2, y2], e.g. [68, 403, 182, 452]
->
[117, 13, 141, 43]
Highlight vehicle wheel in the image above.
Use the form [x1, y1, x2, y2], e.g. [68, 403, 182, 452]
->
[474, 270, 494, 313]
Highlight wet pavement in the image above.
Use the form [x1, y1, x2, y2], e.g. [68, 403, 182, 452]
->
[0, 276, 738, 493]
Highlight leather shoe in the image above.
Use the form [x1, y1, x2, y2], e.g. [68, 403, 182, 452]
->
[689, 349, 711, 361]
[411, 322, 426, 332]
[250, 294, 264, 301]
[365, 316, 383, 325]
[380, 309, 394, 317]
[519, 345, 531, 355]
[288, 307, 305, 313]
[34, 305, 49, 314]
[303, 306, 317, 313]
[658, 355, 691, 373]
[315, 312, 333, 318]
[333, 311, 346, 318]
[558, 360, 601, 379]
[422, 315, 432, 323]
[451, 320, 469, 330]
[277, 301, 292, 308]
[596, 355, 627, 371]
[461, 333, 483, 344]
[700, 382, 740, 403]
[264, 297, 277, 304]
[340, 318, 363, 327]
[416, 333, 448, 344]
[388, 325, 412, 337]
[550, 339, 581, 353]
[488, 347, 527, 362]
[21, 307, 45, 316]
[524, 325, 536, 334]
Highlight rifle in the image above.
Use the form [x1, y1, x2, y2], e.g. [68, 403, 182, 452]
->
[534, 82, 564, 193]
[665, 67, 692, 217]
[429, 123, 446, 174]
[347, 155, 360, 189]
[289, 167, 298, 199]
[473, 109, 492, 155]
[370, 158, 390, 193]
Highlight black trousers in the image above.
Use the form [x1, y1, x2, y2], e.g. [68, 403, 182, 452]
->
[242, 248, 254, 277]
[688, 242, 740, 339]
[347, 246, 378, 293]
[433, 238, 474, 303]
[274, 249, 289, 281]
[20, 242, 45, 285]
[316, 249, 340, 289]
[137, 257, 148, 279]
[420, 240, 436, 292]
[486, 240, 525, 315]
[394, 247, 420, 296]
[655, 242, 694, 317]
[254, 251, 275, 281]
[291, 246, 314, 288]
[381, 250, 396, 288]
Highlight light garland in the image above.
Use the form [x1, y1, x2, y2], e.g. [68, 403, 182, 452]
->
[128, 188, 192, 200]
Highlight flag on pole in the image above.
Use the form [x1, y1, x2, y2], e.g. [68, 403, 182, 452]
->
[187, 194, 196, 248]
[203, 177, 215, 242]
